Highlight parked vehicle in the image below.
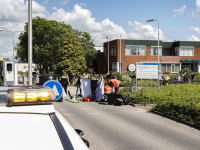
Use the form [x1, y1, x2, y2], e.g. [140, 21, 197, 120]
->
[35, 74, 57, 85]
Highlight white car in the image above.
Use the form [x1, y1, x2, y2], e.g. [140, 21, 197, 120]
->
[0, 86, 89, 150]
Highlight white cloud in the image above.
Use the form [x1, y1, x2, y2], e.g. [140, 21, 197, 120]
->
[173, 5, 186, 17]
[189, 26, 200, 34]
[128, 21, 171, 41]
[188, 35, 200, 41]
[49, 5, 128, 45]
[0, 0, 48, 59]
[42, 0, 48, 4]
[62, 0, 70, 5]
[0, 2, 172, 59]
[188, 0, 200, 19]
[79, 3, 86, 6]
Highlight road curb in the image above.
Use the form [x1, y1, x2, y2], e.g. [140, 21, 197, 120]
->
[129, 103, 155, 107]
[152, 111, 200, 130]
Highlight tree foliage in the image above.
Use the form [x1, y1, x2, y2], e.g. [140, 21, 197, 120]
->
[75, 30, 97, 61]
[16, 16, 96, 75]
[57, 33, 87, 76]
[16, 17, 73, 73]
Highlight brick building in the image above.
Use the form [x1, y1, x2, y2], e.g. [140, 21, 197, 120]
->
[94, 39, 200, 74]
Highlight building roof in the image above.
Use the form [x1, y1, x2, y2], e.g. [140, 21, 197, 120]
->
[125, 40, 200, 48]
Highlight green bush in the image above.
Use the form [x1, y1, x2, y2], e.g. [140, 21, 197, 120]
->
[121, 75, 132, 81]
[112, 72, 122, 80]
[123, 71, 136, 78]
[120, 81, 132, 87]
[120, 84, 200, 125]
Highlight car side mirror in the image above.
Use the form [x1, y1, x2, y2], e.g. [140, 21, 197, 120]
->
[75, 129, 84, 136]
[81, 137, 90, 148]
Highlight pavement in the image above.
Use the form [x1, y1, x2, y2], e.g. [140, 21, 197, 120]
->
[54, 87, 200, 150]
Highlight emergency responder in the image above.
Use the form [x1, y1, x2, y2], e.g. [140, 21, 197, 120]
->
[1, 69, 3, 83]
[60, 72, 70, 95]
[0, 69, 2, 84]
[89, 72, 102, 101]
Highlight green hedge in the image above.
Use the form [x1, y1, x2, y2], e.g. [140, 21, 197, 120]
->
[118, 84, 200, 125]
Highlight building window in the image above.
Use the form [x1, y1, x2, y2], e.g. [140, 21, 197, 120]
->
[125, 46, 146, 56]
[110, 46, 116, 56]
[151, 46, 162, 56]
[104, 48, 107, 57]
[179, 47, 194, 56]
[162, 48, 170, 56]
[161, 63, 180, 73]
[112, 62, 118, 72]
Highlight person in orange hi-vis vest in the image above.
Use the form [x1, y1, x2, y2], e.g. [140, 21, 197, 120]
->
[110, 79, 121, 94]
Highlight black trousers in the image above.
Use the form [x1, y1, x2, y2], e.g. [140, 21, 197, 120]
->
[91, 84, 97, 101]
[62, 84, 68, 95]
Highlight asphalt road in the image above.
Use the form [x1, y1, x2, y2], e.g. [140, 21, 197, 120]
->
[54, 87, 200, 150]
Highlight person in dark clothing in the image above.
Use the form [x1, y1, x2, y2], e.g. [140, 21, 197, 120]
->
[89, 72, 102, 101]
[190, 72, 195, 84]
[60, 72, 70, 95]
[183, 73, 188, 83]
[76, 72, 86, 96]
[107, 71, 115, 82]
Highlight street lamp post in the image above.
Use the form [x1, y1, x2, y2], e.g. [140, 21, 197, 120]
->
[28, 0, 33, 85]
[106, 37, 109, 73]
[146, 19, 160, 90]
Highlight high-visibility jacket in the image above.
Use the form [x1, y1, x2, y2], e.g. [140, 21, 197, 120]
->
[89, 75, 99, 87]
[110, 79, 121, 88]
[61, 75, 69, 84]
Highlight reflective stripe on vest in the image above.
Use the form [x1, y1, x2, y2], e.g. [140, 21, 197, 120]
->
[91, 76, 98, 81]
[61, 75, 68, 79]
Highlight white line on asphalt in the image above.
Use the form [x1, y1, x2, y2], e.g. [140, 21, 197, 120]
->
[88, 113, 99, 115]
[64, 114, 76, 116]
[58, 109, 67, 110]
[132, 111, 145, 113]
[79, 108, 89, 109]
[136, 108, 146, 112]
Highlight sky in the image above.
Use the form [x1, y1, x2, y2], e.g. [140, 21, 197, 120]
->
[0, 0, 200, 59]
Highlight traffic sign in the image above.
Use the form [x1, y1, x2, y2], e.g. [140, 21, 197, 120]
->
[128, 64, 135, 72]
[43, 80, 63, 101]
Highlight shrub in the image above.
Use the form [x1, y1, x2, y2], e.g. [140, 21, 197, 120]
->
[120, 81, 132, 87]
[121, 75, 132, 81]
[112, 72, 122, 80]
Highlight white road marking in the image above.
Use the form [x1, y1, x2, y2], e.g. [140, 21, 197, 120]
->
[64, 114, 76, 116]
[79, 108, 89, 109]
[136, 108, 146, 112]
[88, 113, 99, 115]
[58, 109, 67, 110]
[132, 111, 145, 113]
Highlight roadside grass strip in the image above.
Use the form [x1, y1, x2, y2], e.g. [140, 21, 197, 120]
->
[66, 99, 81, 103]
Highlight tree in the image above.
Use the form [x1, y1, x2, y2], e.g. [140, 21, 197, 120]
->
[16, 17, 73, 73]
[57, 32, 87, 76]
[75, 30, 97, 61]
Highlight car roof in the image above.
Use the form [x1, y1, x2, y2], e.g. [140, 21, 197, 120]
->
[0, 113, 64, 150]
